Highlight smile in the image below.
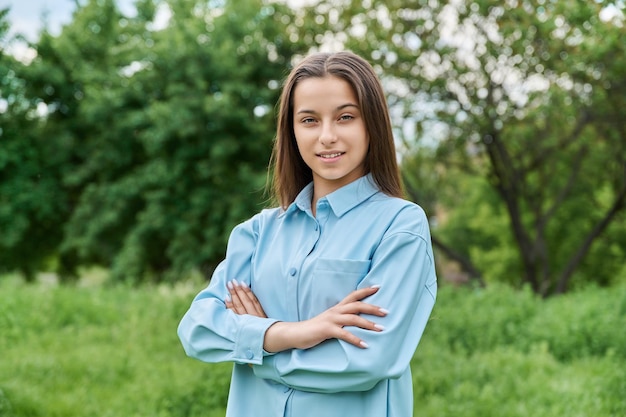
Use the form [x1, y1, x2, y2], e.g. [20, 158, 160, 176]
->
[318, 152, 344, 159]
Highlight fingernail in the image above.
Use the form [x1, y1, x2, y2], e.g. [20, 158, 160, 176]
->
[232, 279, 240, 287]
[227, 281, 234, 290]
[360, 341, 369, 348]
[225, 295, 231, 303]
[240, 281, 249, 288]
[374, 324, 385, 331]
[371, 284, 381, 289]
[379, 308, 389, 315]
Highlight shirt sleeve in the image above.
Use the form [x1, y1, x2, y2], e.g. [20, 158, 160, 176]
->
[252, 205, 438, 393]
[177, 215, 279, 365]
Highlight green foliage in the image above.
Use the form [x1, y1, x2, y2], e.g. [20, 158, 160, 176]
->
[0, 274, 232, 417]
[0, 11, 71, 281]
[2, 0, 625, 291]
[412, 283, 626, 417]
[1, 278, 624, 416]
[413, 346, 626, 417]
[412, 285, 626, 417]
[427, 283, 626, 361]
[303, 0, 626, 295]
[59, 0, 301, 282]
[1, 0, 307, 283]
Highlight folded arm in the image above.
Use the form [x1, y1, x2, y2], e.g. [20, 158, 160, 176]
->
[229, 228, 437, 393]
[226, 281, 387, 351]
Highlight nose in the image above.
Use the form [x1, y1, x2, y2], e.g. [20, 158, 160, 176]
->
[318, 122, 337, 146]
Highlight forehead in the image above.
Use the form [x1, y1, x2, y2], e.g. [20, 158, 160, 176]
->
[292, 76, 357, 107]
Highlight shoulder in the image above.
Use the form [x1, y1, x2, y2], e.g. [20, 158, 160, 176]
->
[366, 194, 431, 238]
[224, 207, 283, 250]
[232, 207, 283, 236]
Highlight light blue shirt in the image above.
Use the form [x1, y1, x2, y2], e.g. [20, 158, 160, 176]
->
[178, 174, 437, 417]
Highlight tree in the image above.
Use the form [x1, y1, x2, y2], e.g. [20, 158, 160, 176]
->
[0, 8, 73, 281]
[59, 0, 307, 282]
[305, 0, 626, 295]
[3, 0, 307, 283]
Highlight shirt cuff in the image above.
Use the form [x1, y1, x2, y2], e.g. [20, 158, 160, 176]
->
[233, 316, 279, 365]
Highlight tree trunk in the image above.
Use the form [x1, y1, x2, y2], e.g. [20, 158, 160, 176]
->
[431, 234, 485, 287]
[555, 177, 626, 294]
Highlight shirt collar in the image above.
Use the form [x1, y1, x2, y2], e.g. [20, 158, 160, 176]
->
[282, 174, 379, 218]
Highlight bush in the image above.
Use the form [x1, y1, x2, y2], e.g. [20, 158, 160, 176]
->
[411, 283, 626, 417]
[524, 287, 626, 360]
[0, 277, 624, 417]
[423, 283, 626, 361]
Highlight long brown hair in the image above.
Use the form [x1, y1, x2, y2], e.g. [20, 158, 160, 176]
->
[269, 51, 403, 208]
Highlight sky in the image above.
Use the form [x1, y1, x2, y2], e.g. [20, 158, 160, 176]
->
[0, 0, 142, 60]
[2, 0, 622, 57]
[2, 0, 75, 41]
[0, 0, 308, 42]
[1, 0, 136, 41]
[4, 0, 622, 41]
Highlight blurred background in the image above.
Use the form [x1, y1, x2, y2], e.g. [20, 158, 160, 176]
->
[0, 0, 625, 416]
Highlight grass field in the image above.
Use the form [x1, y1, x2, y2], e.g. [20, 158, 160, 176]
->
[1, 274, 624, 417]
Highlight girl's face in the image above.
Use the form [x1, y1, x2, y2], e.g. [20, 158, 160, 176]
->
[292, 76, 369, 198]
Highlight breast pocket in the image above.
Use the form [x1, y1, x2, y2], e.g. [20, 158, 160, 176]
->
[305, 258, 372, 317]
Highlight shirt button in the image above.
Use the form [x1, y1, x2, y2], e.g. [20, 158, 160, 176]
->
[245, 349, 254, 360]
[289, 267, 297, 276]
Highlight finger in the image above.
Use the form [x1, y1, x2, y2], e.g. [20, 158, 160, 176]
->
[332, 327, 370, 349]
[230, 280, 267, 317]
[339, 286, 380, 304]
[238, 281, 267, 317]
[336, 314, 385, 332]
[228, 281, 247, 314]
[337, 301, 389, 317]
[231, 280, 260, 315]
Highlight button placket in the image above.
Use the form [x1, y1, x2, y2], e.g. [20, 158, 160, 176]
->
[315, 200, 331, 233]
[287, 213, 322, 321]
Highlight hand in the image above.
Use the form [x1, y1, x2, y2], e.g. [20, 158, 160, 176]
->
[263, 286, 388, 352]
[225, 279, 267, 318]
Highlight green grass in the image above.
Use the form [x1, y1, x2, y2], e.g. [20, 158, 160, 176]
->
[1, 276, 624, 417]
[0, 275, 230, 417]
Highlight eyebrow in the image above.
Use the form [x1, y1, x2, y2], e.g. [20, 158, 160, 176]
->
[295, 103, 359, 115]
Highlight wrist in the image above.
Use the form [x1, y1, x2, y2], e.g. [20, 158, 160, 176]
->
[264, 320, 320, 352]
[263, 321, 292, 353]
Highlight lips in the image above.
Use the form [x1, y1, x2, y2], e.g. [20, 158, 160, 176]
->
[318, 152, 344, 159]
